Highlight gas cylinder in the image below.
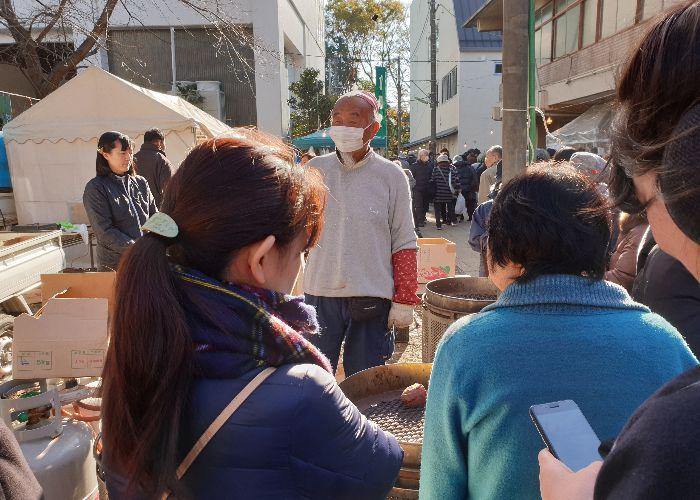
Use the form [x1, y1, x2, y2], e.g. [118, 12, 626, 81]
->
[0, 379, 98, 500]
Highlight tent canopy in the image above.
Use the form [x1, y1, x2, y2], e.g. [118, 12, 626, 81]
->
[292, 127, 386, 150]
[2, 66, 231, 144]
[547, 104, 613, 149]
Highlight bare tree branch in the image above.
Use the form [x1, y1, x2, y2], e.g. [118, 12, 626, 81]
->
[44, 0, 118, 92]
[36, 0, 70, 43]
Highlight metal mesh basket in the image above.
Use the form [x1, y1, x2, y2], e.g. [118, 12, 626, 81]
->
[421, 276, 499, 362]
[421, 303, 466, 363]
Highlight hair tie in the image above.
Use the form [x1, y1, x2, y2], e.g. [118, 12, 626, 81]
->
[142, 212, 179, 239]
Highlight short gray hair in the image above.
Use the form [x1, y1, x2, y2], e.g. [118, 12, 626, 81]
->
[487, 145, 503, 159]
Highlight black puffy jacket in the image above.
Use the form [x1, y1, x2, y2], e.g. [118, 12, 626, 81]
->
[83, 173, 156, 270]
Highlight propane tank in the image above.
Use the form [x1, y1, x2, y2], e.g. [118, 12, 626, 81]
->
[0, 379, 98, 500]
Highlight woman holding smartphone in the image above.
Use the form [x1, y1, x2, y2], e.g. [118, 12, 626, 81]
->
[539, 3, 700, 498]
[419, 164, 696, 500]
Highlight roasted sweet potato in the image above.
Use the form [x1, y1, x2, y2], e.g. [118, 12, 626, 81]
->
[400, 383, 427, 408]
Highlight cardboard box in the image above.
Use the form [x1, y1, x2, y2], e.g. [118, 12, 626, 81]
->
[41, 272, 116, 317]
[417, 237, 457, 284]
[12, 272, 115, 379]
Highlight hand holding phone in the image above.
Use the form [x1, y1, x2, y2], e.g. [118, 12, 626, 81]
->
[530, 400, 602, 472]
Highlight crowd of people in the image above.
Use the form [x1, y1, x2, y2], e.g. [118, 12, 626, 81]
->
[423, 3, 700, 500]
[0, 2, 696, 500]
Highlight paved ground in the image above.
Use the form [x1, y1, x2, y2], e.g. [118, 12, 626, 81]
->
[418, 210, 481, 277]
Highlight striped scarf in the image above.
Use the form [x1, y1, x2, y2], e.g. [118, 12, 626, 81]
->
[174, 267, 332, 375]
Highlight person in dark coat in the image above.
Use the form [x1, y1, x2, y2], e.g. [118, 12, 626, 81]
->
[133, 128, 174, 208]
[430, 154, 460, 229]
[101, 130, 403, 499]
[538, 5, 700, 497]
[83, 131, 157, 271]
[462, 149, 480, 219]
[468, 161, 502, 276]
[632, 244, 700, 355]
[0, 420, 42, 499]
[453, 155, 474, 222]
[409, 149, 433, 227]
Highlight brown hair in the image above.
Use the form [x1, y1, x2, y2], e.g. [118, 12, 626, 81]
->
[607, 1, 700, 214]
[101, 129, 326, 495]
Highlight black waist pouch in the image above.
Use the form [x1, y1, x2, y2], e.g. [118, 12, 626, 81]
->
[348, 297, 391, 322]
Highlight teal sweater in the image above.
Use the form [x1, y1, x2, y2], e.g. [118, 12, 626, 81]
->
[420, 275, 697, 500]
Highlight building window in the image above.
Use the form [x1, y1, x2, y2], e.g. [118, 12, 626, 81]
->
[494, 62, 503, 74]
[535, 0, 663, 64]
[581, 0, 598, 47]
[642, 0, 680, 20]
[441, 66, 457, 103]
[554, 0, 580, 58]
[534, 2, 554, 66]
[601, 0, 637, 38]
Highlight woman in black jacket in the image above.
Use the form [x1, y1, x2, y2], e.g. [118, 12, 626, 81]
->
[83, 131, 157, 271]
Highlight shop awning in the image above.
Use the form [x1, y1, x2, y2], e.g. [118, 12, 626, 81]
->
[547, 104, 613, 149]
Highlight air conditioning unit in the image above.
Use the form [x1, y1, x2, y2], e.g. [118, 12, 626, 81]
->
[492, 105, 503, 121]
[196, 81, 225, 121]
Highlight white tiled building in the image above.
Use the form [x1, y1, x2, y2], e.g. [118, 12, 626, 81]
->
[408, 0, 503, 155]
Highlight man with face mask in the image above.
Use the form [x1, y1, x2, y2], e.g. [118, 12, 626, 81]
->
[304, 90, 420, 377]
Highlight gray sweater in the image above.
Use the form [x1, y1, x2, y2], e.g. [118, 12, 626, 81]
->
[304, 150, 418, 300]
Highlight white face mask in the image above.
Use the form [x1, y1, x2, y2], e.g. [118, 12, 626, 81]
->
[329, 123, 373, 153]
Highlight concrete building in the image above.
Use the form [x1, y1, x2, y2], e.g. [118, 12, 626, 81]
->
[467, 0, 684, 153]
[408, 0, 502, 155]
[0, 0, 325, 138]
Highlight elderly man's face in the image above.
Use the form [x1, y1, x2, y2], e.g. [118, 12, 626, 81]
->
[332, 97, 380, 142]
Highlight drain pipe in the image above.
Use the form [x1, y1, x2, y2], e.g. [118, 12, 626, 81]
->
[170, 27, 177, 93]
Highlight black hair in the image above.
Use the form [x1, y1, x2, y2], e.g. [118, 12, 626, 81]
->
[488, 165, 611, 283]
[144, 128, 165, 144]
[553, 147, 576, 162]
[96, 131, 134, 177]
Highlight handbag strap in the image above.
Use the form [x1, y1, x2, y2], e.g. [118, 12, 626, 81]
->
[162, 366, 276, 498]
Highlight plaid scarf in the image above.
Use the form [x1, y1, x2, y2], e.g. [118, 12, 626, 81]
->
[174, 267, 332, 376]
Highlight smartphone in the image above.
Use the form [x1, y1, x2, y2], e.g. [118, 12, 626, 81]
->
[529, 400, 602, 472]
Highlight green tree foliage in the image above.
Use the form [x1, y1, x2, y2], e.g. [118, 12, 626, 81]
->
[288, 68, 337, 138]
[386, 106, 411, 155]
[326, 0, 406, 82]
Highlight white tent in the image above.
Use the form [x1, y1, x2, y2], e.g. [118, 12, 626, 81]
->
[3, 66, 232, 224]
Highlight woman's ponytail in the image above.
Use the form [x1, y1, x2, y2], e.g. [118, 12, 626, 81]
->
[100, 131, 326, 495]
[101, 232, 193, 495]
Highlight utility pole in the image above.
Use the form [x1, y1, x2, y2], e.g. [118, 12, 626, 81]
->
[502, 0, 529, 181]
[429, 0, 437, 154]
[396, 57, 403, 156]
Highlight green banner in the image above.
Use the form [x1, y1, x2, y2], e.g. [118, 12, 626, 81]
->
[0, 94, 11, 128]
[375, 66, 388, 149]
